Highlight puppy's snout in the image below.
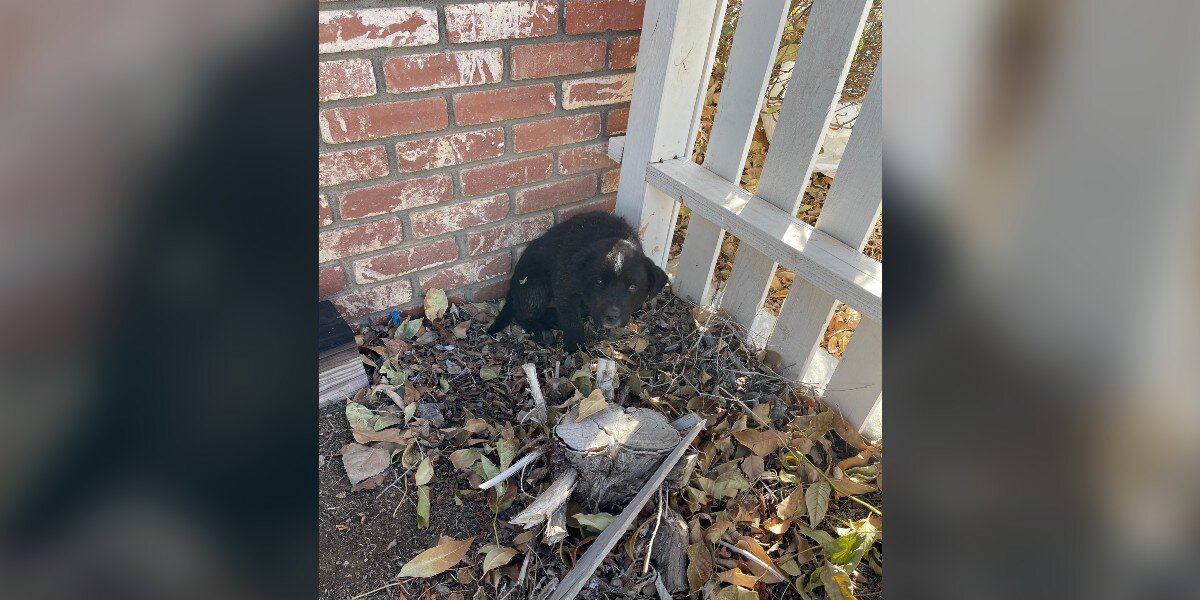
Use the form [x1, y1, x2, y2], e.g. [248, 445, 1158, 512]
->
[600, 307, 622, 328]
[604, 307, 621, 317]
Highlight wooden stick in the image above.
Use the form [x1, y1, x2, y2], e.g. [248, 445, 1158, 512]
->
[478, 448, 545, 491]
[653, 571, 672, 600]
[548, 417, 706, 600]
[544, 500, 568, 544]
[510, 468, 578, 528]
[596, 358, 617, 402]
[521, 363, 549, 424]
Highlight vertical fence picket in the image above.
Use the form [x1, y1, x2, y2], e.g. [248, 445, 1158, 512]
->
[715, 0, 872, 337]
[769, 70, 882, 384]
[672, 0, 791, 306]
[823, 318, 882, 441]
[615, 0, 726, 267]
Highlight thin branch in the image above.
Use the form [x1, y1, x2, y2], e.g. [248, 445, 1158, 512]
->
[478, 448, 546, 491]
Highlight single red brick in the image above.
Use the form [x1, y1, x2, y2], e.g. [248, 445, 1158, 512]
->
[560, 195, 617, 221]
[410, 194, 509, 238]
[559, 142, 616, 174]
[319, 217, 406, 262]
[353, 238, 460, 283]
[453, 83, 555, 125]
[601, 168, 620, 193]
[319, 194, 334, 227]
[383, 49, 503, 93]
[610, 35, 639, 69]
[333, 280, 414, 318]
[394, 128, 504, 172]
[511, 40, 605, 80]
[319, 8, 439, 53]
[565, 0, 645, 34]
[471, 278, 510, 301]
[339, 174, 453, 219]
[319, 59, 377, 101]
[468, 214, 553, 255]
[516, 174, 598, 214]
[418, 253, 511, 291]
[460, 154, 553, 196]
[319, 146, 389, 187]
[320, 97, 447, 144]
[512, 114, 600, 154]
[445, 1, 558, 43]
[319, 265, 348, 297]
[606, 107, 629, 134]
[563, 74, 634, 109]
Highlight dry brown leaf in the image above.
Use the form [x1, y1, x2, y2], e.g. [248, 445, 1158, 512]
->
[734, 537, 785, 584]
[732, 429, 782, 457]
[763, 516, 791, 535]
[686, 542, 714, 591]
[830, 476, 877, 496]
[398, 536, 475, 579]
[716, 567, 759, 588]
[741, 455, 766, 481]
[574, 388, 607, 423]
[350, 428, 406, 444]
[777, 486, 806, 520]
[706, 520, 733, 543]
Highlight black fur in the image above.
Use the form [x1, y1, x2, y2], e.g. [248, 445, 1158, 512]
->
[487, 211, 668, 352]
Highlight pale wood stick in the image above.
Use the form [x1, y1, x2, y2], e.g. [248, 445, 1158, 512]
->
[715, 540, 787, 582]
[477, 448, 545, 491]
[521, 362, 549, 424]
[509, 468, 578, 528]
[596, 358, 617, 402]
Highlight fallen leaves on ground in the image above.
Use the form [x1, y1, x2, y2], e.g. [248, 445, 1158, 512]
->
[398, 536, 475, 579]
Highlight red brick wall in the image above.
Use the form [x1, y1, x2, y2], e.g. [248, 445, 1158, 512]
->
[319, 1, 641, 320]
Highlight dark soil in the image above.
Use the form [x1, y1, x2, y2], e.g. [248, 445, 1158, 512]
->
[319, 403, 493, 600]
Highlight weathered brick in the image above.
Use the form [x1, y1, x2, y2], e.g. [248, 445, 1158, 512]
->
[395, 128, 504, 172]
[453, 83, 555, 126]
[410, 194, 510, 238]
[516, 174, 597, 213]
[418, 253, 511, 291]
[445, 1, 558, 43]
[460, 154, 553, 196]
[468, 214, 554, 255]
[319, 217, 406, 262]
[354, 238, 460, 283]
[471, 278, 510, 301]
[319, 59, 377, 101]
[511, 40, 605, 80]
[563, 74, 634, 109]
[333, 280, 414, 318]
[513, 114, 601, 153]
[339, 174, 453, 219]
[384, 49, 503, 93]
[601, 168, 620, 193]
[610, 35, 639, 69]
[320, 97, 447, 143]
[319, 8, 438, 54]
[606, 107, 629, 134]
[319, 265, 348, 297]
[319, 194, 334, 227]
[559, 142, 616, 174]
[565, 0, 645, 34]
[319, 146, 389, 187]
[561, 195, 617, 221]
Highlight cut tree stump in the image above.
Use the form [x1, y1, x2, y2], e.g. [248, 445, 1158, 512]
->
[554, 404, 684, 511]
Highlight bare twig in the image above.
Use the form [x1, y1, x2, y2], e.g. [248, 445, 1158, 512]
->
[642, 488, 665, 574]
[715, 540, 787, 582]
[478, 448, 546, 491]
[520, 362, 548, 424]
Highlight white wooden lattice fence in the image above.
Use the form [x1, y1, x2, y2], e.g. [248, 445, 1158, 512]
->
[611, 0, 882, 440]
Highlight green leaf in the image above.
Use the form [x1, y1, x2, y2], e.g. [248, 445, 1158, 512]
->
[416, 485, 430, 529]
[479, 366, 499, 380]
[806, 480, 831, 528]
[397, 536, 474, 578]
[450, 448, 482, 470]
[396, 317, 423, 340]
[345, 401, 373, 431]
[776, 43, 799, 64]
[712, 470, 751, 498]
[423, 288, 448, 321]
[496, 438, 518, 471]
[414, 456, 433, 486]
[571, 512, 618, 533]
[476, 455, 499, 481]
[828, 520, 877, 571]
[438, 378, 449, 393]
[481, 546, 518, 573]
[403, 402, 417, 424]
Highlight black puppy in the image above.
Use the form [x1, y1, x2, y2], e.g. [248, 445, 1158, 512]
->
[487, 211, 668, 351]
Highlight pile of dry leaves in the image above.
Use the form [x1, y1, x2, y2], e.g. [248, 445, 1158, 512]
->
[320, 288, 883, 600]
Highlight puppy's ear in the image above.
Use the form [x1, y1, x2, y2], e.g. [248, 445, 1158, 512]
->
[643, 255, 668, 296]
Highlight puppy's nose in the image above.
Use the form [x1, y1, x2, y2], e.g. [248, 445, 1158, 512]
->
[605, 307, 621, 317]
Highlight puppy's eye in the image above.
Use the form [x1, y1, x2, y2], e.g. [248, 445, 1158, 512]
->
[596, 278, 604, 286]
[628, 284, 638, 292]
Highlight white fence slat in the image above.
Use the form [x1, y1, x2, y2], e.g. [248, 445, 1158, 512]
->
[717, 0, 872, 335]
[615, 0, 726, 267]
[822, 318, 882, 441]
[768, 72, 882, 379]
[673, 0, 792, 305]
[646, 159, 881, 323]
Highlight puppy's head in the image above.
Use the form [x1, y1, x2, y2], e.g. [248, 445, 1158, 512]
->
[573, 238, 668, 328]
